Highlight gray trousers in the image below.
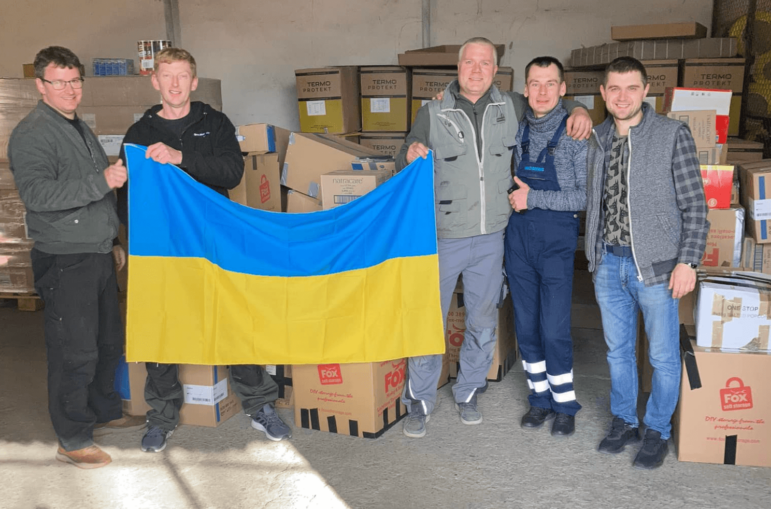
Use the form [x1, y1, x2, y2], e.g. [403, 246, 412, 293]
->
[145, 364, 279, 431]
[401, 230, 504, 415]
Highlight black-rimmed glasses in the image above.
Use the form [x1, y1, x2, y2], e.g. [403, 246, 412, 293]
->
[41, 78, 85, 90]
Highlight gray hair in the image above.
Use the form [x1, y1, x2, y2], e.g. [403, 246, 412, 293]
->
[458, 37, 498, 66]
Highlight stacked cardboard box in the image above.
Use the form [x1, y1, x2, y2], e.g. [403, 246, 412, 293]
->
[282, 132, 383, 200]
[0, 160, 33, 293]
[232, 123, 291, 212]
[570, 38, 737, 68]
[642, 60, 680, 114]
[739, 159, 771, 243]
[563, 69, 606, 126]
[295, 67, 360, 134]
[360, 66, 410, 132]
[359, 132, 407, 158]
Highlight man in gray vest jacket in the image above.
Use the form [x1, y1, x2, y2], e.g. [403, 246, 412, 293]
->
[8, 46, 131, 469]
[395, 37, 593, 438]
[585, 57, 708, 469]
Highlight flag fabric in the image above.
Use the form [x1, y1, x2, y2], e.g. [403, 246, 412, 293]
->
[124, 144, 444, 365]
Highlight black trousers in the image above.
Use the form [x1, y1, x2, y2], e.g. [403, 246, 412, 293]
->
[145, 363, 279, 431]
[31, 249, 124, 451]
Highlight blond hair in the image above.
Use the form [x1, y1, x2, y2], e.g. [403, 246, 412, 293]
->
[154, 47, 197, 77]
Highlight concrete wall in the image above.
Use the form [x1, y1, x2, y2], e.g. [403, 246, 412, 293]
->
[1, 0, 712, 129]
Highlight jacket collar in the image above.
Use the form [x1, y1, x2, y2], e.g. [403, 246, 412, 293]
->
[143, 101, 206, 124]
[439, 80, 503, 110]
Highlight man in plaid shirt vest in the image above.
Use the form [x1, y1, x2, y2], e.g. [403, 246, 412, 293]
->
[584, 57, 709, 470]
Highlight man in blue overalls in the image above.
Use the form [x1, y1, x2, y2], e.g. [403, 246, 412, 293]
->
[506, 57, 588, 437]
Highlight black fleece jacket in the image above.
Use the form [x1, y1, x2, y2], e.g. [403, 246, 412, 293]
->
[117, 101, 243, 226]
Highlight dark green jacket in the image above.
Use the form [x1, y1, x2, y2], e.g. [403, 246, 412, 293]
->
[8, 101, 118, 254]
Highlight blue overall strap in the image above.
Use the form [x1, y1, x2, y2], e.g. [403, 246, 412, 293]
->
[520, 122, 531, 162]
[536, 117, 568, 163]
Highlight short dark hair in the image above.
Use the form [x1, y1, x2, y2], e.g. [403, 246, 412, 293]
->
[525, 56, 565, 82]
[604, 57, 647, 87]
[33, 46, 84, 80]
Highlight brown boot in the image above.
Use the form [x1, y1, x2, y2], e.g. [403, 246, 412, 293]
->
[56, 445, 112, 469]
[94, 414, 146, 431]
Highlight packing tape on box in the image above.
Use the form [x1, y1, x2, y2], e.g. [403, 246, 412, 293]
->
[281, 163, 288, 186]
[679, 324, 702, 390]
[299, 397, 404, 439]
[724, 435, 738, 465]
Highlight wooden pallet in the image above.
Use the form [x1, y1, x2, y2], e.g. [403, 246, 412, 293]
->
[0, 292, 44, 311]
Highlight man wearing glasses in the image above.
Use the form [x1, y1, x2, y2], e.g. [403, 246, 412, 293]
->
[8, 46, 130, 469]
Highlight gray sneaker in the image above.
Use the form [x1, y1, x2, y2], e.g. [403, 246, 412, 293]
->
[455, 394, 483, 425]
[252, 404, 292, 441]
[403, 409, 430, 438]
[141, 425, 173, 453]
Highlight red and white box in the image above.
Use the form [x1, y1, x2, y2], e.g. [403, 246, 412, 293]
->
[663, 87, 732, 144]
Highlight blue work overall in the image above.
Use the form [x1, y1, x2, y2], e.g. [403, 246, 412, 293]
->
[504, 118, 581, 416]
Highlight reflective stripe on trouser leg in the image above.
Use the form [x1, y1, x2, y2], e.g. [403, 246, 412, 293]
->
[547, 370, 576, 405]
[452, 231, 505, 404]
[522, 359, 551, 405]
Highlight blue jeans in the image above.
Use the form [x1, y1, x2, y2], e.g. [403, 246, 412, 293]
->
[594, 251, 681, 440]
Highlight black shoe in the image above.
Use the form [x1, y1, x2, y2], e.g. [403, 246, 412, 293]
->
[551, 413, 575, 437]
[598, 417, 641, 454]
[520, 407, 555, 429]
[633, 429, 669, 469]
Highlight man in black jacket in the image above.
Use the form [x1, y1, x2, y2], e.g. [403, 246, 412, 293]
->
[118, 48, 291, 452]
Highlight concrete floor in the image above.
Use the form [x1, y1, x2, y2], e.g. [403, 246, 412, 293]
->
[1, 272, 769, 509]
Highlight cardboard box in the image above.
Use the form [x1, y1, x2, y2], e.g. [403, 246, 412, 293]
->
[236, 124, 291, 163]
[700, 165, 734, 208]
[0, 265, 34, 293]
[0, 161, 15, 189]
[727, 137, 764, 163]
[739, 160, 771, 243]
[701, 207, 744, 267]
[666, 110, 716, 147]
[741, 235, 771, 274]
[320, 169, 391, 210]
[571, 38, 738, 68]
[0, 190, 29, 242]
[611, 22, 708, 41]
[263, 365, 293, 409]
[410, 69, 457, 123]
[295, 67, 360, 134]
[359, 132, 407, 158]
[695, 274, 771, 350]
[293, 360, 407, 438]
[243, 153, 282, 211]
[178, 364, 241, 427]
[286, 189, 322, 213]
[675, 341, 771, 467]
[641, 60, 680, 114]
[350, 159, 395, 174]
[281, 132, 382, 198]
[682, 59, 745, 136]
[446, 291, 518, 382]
[663, 88, 731, 143]
[564, 70, 603, 95]
[398, 44, 505, 67]
[22, 64, 35, 78]
[732, 180, 740, 205]
[493, 67, 514, 92]
[360, 67, 410, 132]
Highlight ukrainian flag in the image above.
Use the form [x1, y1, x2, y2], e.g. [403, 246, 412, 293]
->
[124, 144, 444, 365]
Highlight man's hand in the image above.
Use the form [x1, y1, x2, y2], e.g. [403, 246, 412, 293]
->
[669, 263, 697, 299]
[406, 142, 430, 164]
[103, 159, 127, 189]
[434, 91, 444, 101]
[146, 142, 183, 166]
[566, 107, 593, 140]
[112, 245, 126, 271]
[509, 177, 530, 211]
